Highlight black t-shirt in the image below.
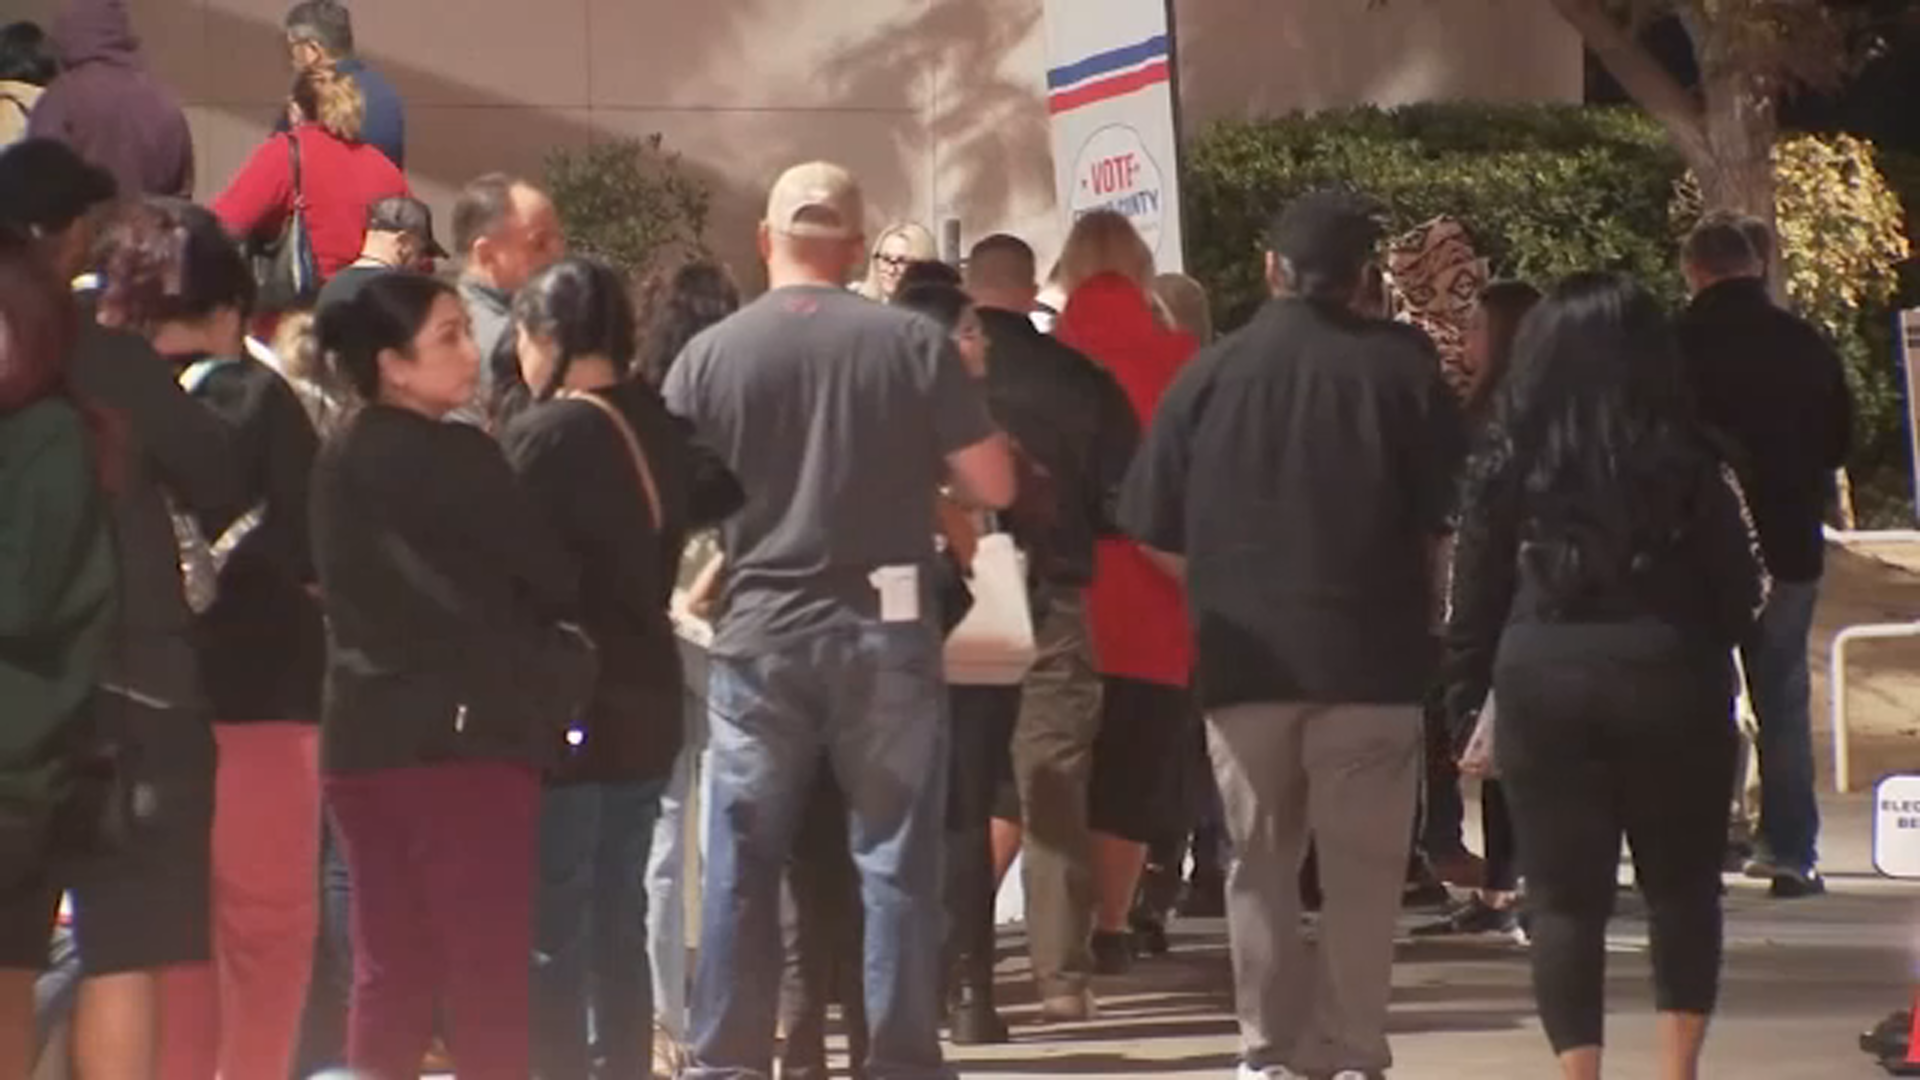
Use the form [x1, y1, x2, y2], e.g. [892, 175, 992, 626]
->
[1119, 297, 1465, 709]
[663, 285, 995, 655]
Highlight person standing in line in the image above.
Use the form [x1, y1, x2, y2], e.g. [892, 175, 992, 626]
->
[316, 196, 449, 313]
[2, 142, 243, 1080]
[0, 22, 60, 148]
[0, 226, 120, 1077]
[1445, 273, 1767, 1080]
[212, 66, 411, 284]
[1414, 279, 1540, 941]
[1118, 191, 1465, 1080]
[309, 273, 585, 1080]
[665, 162, 1014, 1080]
[498, 256, 742, 1080]
[1051, 210, 1195, 981]
[282, 0, 406, 170]
[946, 234, 1139, 1036]
[855, 221, 936, 303]
[91, 202, 325, 1080]
[27, 0, 193, 198]
[1134, 271, 1221, 948]
[1675, 214, 1851, 900]
[448, 173, 566, 424]
[630, 257, 742, 1074]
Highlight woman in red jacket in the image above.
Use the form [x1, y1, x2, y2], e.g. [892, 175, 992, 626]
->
[1052, 209, 1196, 973]
[213, 66, 409, 284]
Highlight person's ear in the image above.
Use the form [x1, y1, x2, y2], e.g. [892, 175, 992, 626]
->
[375, 346, 411, 392]
[756, 223, 773, 263]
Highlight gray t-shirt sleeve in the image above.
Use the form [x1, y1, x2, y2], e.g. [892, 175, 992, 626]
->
[661, 341, 700, 422]
[923, 328, 996, 456]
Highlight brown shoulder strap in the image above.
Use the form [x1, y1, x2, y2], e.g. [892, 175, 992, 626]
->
[557, 389, 662, 529]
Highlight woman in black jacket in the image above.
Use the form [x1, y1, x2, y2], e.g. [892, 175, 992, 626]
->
[495, 256, 742, 1080]
[93, 200, 324, 1080]
[310, 272, 583, 1080]
[1444, 273, 1768, 1080]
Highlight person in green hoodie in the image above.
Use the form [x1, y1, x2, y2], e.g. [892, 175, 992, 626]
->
[0, 226, 117, 1075]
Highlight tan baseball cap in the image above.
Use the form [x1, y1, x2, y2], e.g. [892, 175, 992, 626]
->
[765, 162, 864, 240]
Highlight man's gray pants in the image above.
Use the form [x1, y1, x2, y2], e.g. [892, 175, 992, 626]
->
[1207, 703, 1421, 1076]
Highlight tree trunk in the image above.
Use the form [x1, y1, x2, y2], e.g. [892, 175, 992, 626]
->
[1685, 12, 1786, 294]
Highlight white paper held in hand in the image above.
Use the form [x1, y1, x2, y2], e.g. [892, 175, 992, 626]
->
[870, 565, 921, 623]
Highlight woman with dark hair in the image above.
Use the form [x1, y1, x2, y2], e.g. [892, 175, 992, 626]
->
[213, 65, 409, 283]
[1444, 273, 1767, 1080]
[92, 200, 324, 1080]
[0, 21, 59, 147]
[310, 272, 584, 1080]
[633, 258, 740, 389]
[630, 255, 740, 1069]
[1462, 280, 1544, 426]
[496, 256, 741, 1080]
[1417, 278, 1541, 941]
[0, 226, 117, 1075]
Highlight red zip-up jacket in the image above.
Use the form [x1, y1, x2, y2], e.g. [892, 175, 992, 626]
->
[1056, 273, 1194, 688]
[212, 123, 409, 281]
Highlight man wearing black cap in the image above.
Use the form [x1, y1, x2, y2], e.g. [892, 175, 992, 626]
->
[315, 195, 449, 313]
[1117, 190, 1464, 1080]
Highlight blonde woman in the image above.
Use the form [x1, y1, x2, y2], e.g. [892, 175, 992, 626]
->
[212, 66, 410, 281]
[856, 221, 936, 302]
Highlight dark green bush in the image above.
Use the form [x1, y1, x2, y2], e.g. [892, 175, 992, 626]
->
[545, 135, 711, 283]
[1183, 104, 1686, 332]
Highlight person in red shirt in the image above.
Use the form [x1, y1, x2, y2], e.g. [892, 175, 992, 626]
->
[1051, 210, 1196, 975]
[212, 66, 408, 283]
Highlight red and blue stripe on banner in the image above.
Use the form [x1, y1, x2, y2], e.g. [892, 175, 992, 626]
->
[1046, 34, 1172, 115]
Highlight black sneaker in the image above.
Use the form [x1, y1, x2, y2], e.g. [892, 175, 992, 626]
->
[1129, 911, 1171, 957]
[1411, 896, 1520, 938]
[1863, 1010, 1912, 1059]
[1770, 868, 1827, 899]
[1091, 930, 1134, 975]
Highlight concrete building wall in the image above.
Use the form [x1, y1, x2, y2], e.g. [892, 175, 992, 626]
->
[16, 0, 1582, 283]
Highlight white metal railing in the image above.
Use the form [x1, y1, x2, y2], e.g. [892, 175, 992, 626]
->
[1822, 526, 1920, 794]
[1831, 620, 1920, 794]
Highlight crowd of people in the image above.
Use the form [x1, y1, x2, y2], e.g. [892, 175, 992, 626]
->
[0, 1, 1860, 1079]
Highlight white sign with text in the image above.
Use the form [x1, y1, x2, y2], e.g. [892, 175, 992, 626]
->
[1041, 0, 1185, 271]
[1873, 774, 1920, 878]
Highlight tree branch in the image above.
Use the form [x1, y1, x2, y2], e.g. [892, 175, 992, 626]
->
[1549, 0, 1711, 163]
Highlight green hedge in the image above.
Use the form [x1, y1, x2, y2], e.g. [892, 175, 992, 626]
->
[1183, 104, 1686, 332]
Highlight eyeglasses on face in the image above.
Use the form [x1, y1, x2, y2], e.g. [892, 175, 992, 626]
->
[874, 253, 913, 270]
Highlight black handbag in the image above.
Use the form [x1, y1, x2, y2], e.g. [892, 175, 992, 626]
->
[252, 133, 321, 313]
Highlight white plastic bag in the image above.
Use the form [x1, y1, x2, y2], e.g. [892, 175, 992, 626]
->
[943, 533, 1037, 686]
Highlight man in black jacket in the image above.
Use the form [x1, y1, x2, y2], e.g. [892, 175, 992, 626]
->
[953, 235, 1138, 1030]
[1677, 215, 1852, 899]
[1119, 191, 1463, 1080]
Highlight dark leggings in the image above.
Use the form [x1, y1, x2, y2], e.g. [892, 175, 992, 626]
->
[1483, 780, 1518, 893]
[1496, 632, 1735, 1053]
[779, 767, 868, 1080]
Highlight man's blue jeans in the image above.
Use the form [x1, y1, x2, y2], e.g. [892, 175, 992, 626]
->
[688, 621, 954, 1080]
[535, 779, 668, 1080]
[1743, 578, 1821, 872]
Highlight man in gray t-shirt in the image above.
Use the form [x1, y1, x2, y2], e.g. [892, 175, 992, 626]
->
[664, 161, 1013, 1080]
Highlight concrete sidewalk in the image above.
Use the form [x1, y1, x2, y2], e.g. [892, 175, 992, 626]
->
[930, 790, 1920, 1079]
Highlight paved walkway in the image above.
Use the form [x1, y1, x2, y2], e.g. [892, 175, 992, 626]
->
[928, 791, 1920, 1078]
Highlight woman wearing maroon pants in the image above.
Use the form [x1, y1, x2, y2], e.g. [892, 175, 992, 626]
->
[309, 273, 582, 1079]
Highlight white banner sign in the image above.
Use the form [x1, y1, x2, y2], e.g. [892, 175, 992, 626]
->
[1874, 774, 1920, 878]
[1042, 0, 1185, 272]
